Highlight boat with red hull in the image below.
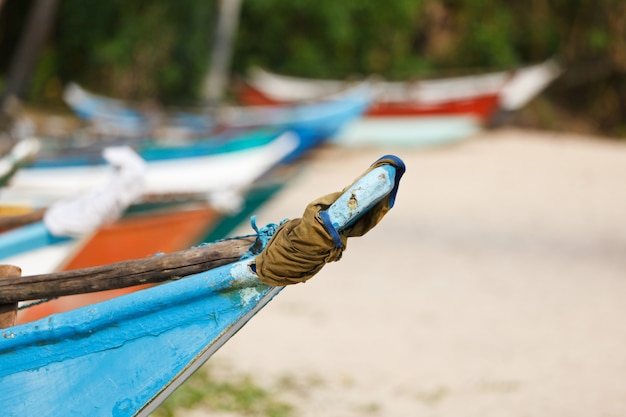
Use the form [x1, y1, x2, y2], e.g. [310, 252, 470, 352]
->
[236, 60, 561, 147]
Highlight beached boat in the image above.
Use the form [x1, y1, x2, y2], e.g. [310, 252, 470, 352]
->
[0, 139, 298, 322]
[0, 154, 405, 417]
[10, 176, 295, 324]
[63, 82, 215, 138]
[241, 59, 560, 113]
[218, 80, 375, 130]
[62, 81, 376, 162]
[14, 202, 221, 324]
[65, 81, 375, 148]
[0, 129, 298, 207]
[2, 185, 282, 324]
[238, 59, 561, 147]
[220, 80, 376, 161]
[0, 145, 148, 274]
[240, 69, 500, 119]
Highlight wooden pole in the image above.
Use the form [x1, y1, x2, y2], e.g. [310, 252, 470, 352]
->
[202, 0, 243, 105]
[0, 0, 61, 102]
[0, 265, 21, 328]
[0, 208, 46, 232]
[0, 236, 257, 304]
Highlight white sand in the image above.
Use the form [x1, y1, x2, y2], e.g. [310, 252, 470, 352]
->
[192, 128, 626, 416]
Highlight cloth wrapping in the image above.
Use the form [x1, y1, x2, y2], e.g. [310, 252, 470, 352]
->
[254, 155, 405, 286]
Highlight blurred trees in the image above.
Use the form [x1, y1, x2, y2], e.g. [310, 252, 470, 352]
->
[54, 0, 215, 102]
[0, 0, 624, 136]
[0, 0, 215, 104]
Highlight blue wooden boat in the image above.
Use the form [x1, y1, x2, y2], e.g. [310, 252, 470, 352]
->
[30, 126, 284, 168]
[63, 82, 215, 138]
[62, 81, 375, 164]
[217, 81, 376, 162]
[0, 155, 405, 416]
[0, 129, 299, 207]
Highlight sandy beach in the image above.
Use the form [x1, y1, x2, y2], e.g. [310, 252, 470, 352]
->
[183, 127, 626, 417]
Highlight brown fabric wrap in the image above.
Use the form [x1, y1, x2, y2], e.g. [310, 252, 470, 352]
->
[255, 157, 401, 286]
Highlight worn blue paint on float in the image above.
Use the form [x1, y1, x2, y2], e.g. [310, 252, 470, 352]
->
[0, 157, 402, 417]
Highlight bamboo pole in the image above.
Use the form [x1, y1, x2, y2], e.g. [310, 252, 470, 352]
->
[0, 265, 21, 328]
[0, 236, 256, 304]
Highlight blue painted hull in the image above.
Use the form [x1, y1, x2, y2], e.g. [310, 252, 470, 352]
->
[0, 156, 403, 417]
[31, 128, 285, 168]
[0, 260, 281, 416]
[60, 82, 374, 167]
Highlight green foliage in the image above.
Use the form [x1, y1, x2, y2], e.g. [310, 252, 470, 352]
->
[0, 0, 624, 135]
[234, 0, 427, 79]
[55, 0, 215, 102]
[152, 367, 294, 417]
[27, 46, 60, 102]
[443, 1, 520, 67]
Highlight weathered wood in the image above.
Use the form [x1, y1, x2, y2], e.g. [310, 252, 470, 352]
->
[0, 208, 46, 232]
[202, 0, 242, 104]
[0, 264, 21, 328]
[0, 236, 257, 304]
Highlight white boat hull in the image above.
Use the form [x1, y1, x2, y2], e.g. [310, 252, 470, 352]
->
[0, 132, 299, 205]
[332, 115, 481, 147]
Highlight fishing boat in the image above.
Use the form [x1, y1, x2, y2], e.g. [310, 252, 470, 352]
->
[0, 154, 406, 417]
[221, 81, 376, 161]
[10, 174, 297, 324]
[62, 80, 376, 162]
[14, 202, 221, 324]
[63, 82, 215, 138]
[238, 59, 561, 147]
[0, 145, 148, 275]
[1, 166, 298, 323]
[240, 68, 501, 119]
[217, 80, 376, 132]
[0, 138, 299, 323]
[1, 121, 321, 324]
[0, 128, 299, 207]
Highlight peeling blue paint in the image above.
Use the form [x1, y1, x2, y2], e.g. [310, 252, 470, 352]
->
[0, 261, 276, 416]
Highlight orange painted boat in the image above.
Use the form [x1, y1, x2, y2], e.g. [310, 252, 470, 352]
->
[17, 204, 220, 324]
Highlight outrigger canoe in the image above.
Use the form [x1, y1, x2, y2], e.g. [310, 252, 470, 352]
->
[13, 203, 222, 324]
[238, 59, 561, 147]
[8, 174, 293, 325]
[0, 145, 148, 275]
[240, 59, 561, 115]
[0, 129, 298, 207]
[63, 82, 215, 138]
[0, 154, 405, 417]
[62, 81, 376, 163]
[0, 141, 294, 322]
